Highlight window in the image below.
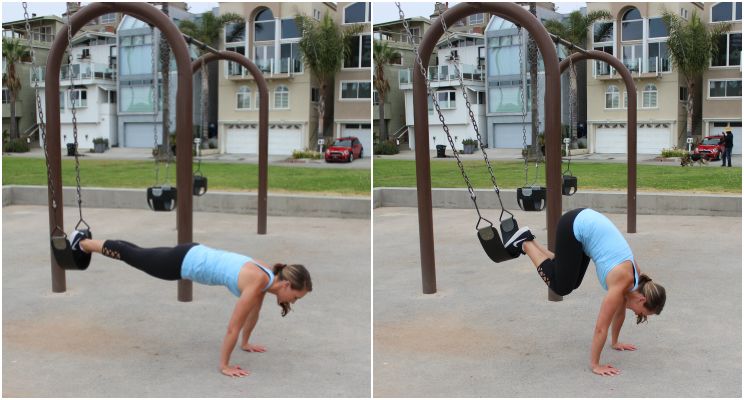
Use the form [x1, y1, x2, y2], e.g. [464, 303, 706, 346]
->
[622, 44, 642, 72]
[119, 36, 153, 76]
[225, 22, 245, 43]
[468, 13, 484, 25]
[255, 44, 275, 72]
[712, 33, 742, 67]
[100, 13, 116, 24]
[648, 41, 671, 72]
[642, 84, 658, 108]
[709, 79, 742, 98]
[476, 91, 486, 105]
[313, 9, 321, 20]
[1, 88, 9, 104]
[344, 34, 371, 68]
[274, 85, 289, 109]
[390, 52, 403, 65]
[621, 8, 643, 41]
[712, 2, 742, 22]
[648, 17, 668, 38]
[680, 8, 689, 19]
[487, 35, 521, 76]
[409, 27, 420, 44]
[226, 46, 246, 75]
[311, 87, 320, 102]
[679, 86, 688, 102]
[69, 88, 87, 108]
[59, 91, 65, 110]
[593, 21, 613, 43]
[488, 86, 522, 113]
[108, 90, 117, 104]
[344, 2, 369, 24]
[340, 81, 371, 100]
[593, 45, 614, 75]
[254, 8, 275, 42]
[605, 85, 620, 109]
[435, 90, 456, 109]
[236, 86, 252, 109]
[373, 89, 379, 105]
[281, 18, 300, 39]
[120, 83, 156, 113]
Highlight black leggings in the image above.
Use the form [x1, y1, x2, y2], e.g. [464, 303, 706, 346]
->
[536, 208, 591, 296]
[102, 240, 198, 281]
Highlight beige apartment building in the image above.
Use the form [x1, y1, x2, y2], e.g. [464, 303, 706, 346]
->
[586, 2, 705, 154]
[217, 2, 337, 155]
[333, 2, 372, 154]
[701, 1, 742, 154]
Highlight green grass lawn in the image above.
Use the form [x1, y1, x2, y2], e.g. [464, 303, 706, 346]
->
[373, 159, 742, 193]
[2, 157, 371, 196]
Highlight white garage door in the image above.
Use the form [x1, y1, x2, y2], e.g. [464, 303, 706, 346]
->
[124, 122, 159, 148]
[493, 123, 531, 149]
[341, 123, 371, 157]
[225, 124, 303, 155]
[711, 122, 741, 155]
[595, 126, 671, 154]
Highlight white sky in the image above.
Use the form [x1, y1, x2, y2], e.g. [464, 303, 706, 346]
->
[1, 2, 218, 23]
[372, 2, 587, 24]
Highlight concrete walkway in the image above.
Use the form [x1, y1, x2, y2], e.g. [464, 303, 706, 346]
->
[373, 207, 741, 397]
[2, 206, 370, 397]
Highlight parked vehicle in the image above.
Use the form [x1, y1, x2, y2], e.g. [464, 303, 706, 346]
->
[324, 136, 363, 163]
[693, 135, 725, 161]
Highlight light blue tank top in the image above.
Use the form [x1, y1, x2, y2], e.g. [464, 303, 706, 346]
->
[181, 244, 274, 297]
[573, 209, 638, 291]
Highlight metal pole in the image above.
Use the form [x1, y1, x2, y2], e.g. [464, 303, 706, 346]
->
[46, 2, 194, 300]
[559, 51, 637, 234]
[413, 2, 562, 294]
[192, 51, 269, 234]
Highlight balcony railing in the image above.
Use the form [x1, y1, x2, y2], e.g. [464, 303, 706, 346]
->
[228, 57, 303, 78]
[373, 30, 421, 45]
[399, 64, 484, 85]
[31, 63, 116, 84]
[593, 57, 671, 78]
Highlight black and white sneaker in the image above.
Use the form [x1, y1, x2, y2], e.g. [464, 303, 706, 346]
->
[504, 226, 534, 256]
[70, 229, 91, 253]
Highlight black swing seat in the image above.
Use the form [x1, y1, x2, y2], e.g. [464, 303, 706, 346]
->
[517, 185, 547, 211]
[50, 229, 92, 270]
[477, 217, 520, 263]
[193, 173, 208, 196]
[147, 185, 177, 211]
[562, 174, 578, 196]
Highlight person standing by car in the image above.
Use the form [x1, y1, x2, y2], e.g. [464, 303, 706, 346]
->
[722, 128, 734, 167]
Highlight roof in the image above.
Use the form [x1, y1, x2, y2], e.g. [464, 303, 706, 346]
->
[374, 17, 430, 29]
[70, 31, 116, 45]
[2, 15, 64, 28]
[435, 31, 484, 46]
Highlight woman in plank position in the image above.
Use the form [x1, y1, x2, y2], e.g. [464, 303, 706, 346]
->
[503, 208, 666, 377]
[70, 231, 312, 378]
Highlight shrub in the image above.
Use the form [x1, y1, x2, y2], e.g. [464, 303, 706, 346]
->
[292, 149, 322, 159]
[3, 138, 30, 153]
[461, 138, 478, 146]
[661, 147, 686, 158]
[374, 141, 399, 155]
[93, 137, 109, 146]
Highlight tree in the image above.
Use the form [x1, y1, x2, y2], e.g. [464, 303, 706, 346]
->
[178, 11, 244, 144]
[373, 40, 399, 143]
[296, 13, 363, 145]
[543, 9, 612, 148]
[2, 38, 30, 140]
[662, 9, 731, 140]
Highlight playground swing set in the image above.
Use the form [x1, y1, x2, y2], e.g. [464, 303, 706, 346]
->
[33, 2, 271, 301]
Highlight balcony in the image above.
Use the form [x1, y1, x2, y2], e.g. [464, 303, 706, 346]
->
[593, 57, 671, 80]
[228, 57, 303, 80]
[31, 63, 116, 86]
[374, 30, 420, 45]
[399, 63, 484, 89]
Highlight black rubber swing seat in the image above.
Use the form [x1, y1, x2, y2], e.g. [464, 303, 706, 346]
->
[193, 173, 208, 196]
[477, 217, 520, 263]
[50, 229, 92, 270]
[562, 174, 578, 196]
[147, 186, 177, 211]
[517, 185, 547, 211]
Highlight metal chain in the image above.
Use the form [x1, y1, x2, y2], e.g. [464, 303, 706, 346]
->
[436, 13, 506, 212]
[151, 25, 161, 185]
[65, 2, 87, 229]
[518, 27, 529, 185]
[565, 54, 576, 174]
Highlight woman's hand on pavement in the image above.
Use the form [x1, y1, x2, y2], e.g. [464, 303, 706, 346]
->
[221, 365, 251, 377]
[611, 342, 637, 351]
[592, 364, 621, 376]
[241, 343, 267, 352]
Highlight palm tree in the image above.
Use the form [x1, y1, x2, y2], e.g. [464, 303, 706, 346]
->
[296, 13, 363, 145]
[543, 9, 612, 148]
[2, 38, 30, 140]
[373, 40, 399, 143]
[178, 11, 244, 144]
[662, 9, 731, 140]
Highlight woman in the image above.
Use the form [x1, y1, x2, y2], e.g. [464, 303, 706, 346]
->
[503, 208, 666, 377]
[70, 230, 313, 378]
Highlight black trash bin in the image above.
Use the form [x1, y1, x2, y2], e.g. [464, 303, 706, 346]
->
[436, 144, 446, 158]
[66, 143, 77, 157]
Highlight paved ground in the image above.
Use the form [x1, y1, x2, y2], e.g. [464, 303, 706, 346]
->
[373, 207, 741, 397]
[376, 148, 742, 167]
[7, 146, 372, 170]
[2, 206, 370, 397]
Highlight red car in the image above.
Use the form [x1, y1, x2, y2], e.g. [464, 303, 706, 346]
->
[693, 135, 725, 160]
[324, 136, 363, 163]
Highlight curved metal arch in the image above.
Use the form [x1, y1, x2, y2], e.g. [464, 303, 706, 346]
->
[192, 51, 269, 235]
[412, 2, 563, 294]
[44, 2, 194, 301]
[559, 50, 637, 233]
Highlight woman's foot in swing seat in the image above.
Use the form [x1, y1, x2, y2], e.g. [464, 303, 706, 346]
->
[504, 226, 535, 256]
[70, 230, 91, 254]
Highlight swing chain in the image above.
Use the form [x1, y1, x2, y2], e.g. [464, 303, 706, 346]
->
[151, 25, 162, 185]
[65, 2, 86, 228]
[565, 54, 576, 174]
[518, 26, 529, 185]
